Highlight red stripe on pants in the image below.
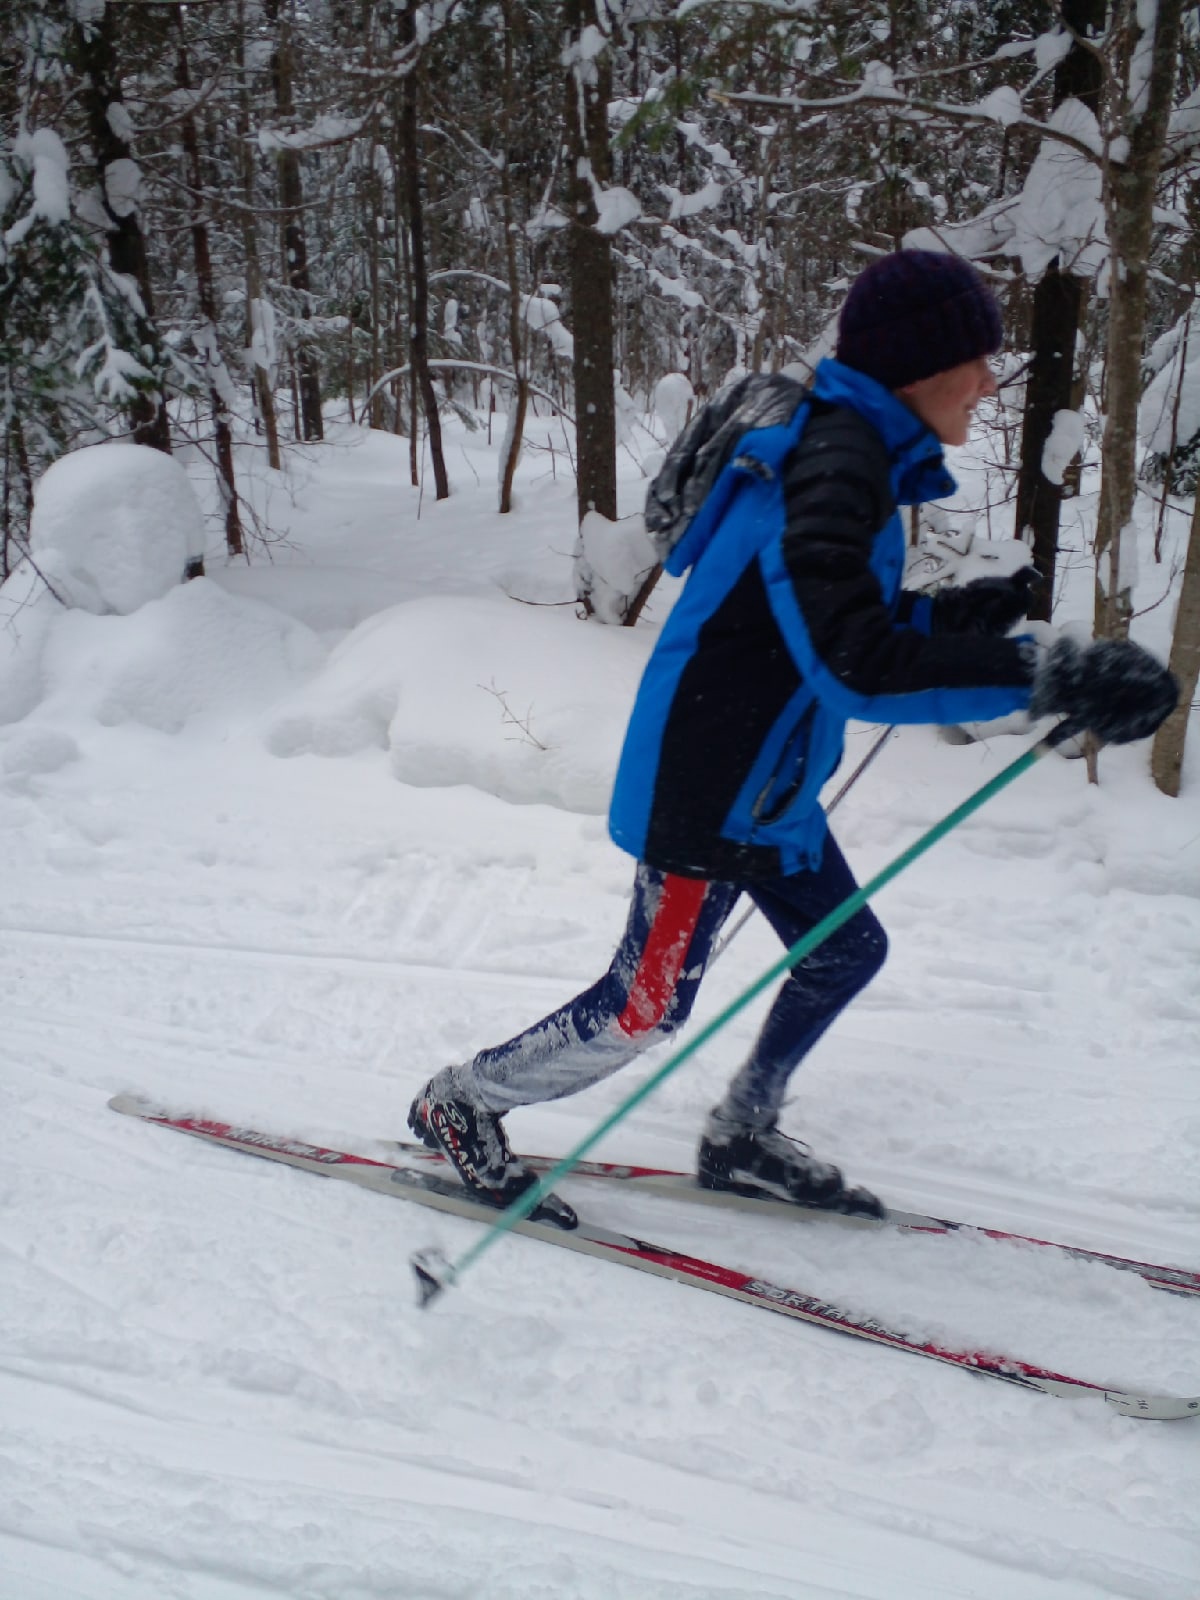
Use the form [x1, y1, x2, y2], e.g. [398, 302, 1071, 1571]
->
[615, 874, 709, 1038]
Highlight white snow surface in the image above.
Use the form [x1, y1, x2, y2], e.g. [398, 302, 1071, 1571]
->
[1, 411, 1199, 1599]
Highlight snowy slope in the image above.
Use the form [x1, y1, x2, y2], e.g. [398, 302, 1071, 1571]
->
[1, 415, 1198, 1600]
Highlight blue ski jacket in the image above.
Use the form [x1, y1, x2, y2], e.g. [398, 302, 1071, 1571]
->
[608, 358, 1034, 880]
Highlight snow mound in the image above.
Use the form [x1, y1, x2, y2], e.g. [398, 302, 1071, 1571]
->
[37, 579, 326, 734]
[29, 442, 205, 614]
[1, 728, 80, 784]
[0, 560, 59, 724]
[264, 594, 650, 813]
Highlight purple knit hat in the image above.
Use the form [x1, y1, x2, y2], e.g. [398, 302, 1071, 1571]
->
[835, 251, 1003, 390]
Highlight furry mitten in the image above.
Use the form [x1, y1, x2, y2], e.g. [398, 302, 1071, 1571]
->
[1029, 636, 1179, 744]
[931, 566, 1040, 636]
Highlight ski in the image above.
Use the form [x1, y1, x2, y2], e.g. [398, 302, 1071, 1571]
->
[109, 1095, 1199, 1421]
[386, 1139, 1200, 1299]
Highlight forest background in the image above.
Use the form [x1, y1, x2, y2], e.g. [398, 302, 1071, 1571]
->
[3, 0, 1200, 789]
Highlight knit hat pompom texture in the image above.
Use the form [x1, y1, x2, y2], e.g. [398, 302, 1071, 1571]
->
[835, 251, 1003, 391]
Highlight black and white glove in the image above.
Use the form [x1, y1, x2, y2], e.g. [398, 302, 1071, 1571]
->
[1029, 636, 1179, 745]
[932, 566, 1041, 637]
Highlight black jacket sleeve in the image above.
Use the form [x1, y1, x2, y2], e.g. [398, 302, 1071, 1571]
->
[779, 406, 1033, 709]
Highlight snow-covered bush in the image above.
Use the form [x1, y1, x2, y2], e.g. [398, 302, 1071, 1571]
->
[572, 510, 660, 626]
[26, 443, 205, 615]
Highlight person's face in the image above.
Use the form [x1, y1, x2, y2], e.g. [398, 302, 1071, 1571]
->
[896, 355, 998, 447]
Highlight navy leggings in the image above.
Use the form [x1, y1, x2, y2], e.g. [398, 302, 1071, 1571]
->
[468, 833, 888, 1126]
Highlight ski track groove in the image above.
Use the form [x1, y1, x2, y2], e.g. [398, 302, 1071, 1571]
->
[1, 929, 1189, 1098]
[2, 1363, 1196, 1600]
[0, 919, 596, 990]
[4, 992, 1196, 1262]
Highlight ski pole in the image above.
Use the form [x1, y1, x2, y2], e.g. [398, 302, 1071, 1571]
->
[412, 727, 1062, 1306]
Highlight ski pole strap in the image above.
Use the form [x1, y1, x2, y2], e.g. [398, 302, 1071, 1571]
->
[421, 730, 1057, 1299]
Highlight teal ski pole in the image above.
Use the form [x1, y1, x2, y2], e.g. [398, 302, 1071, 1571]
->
[413, 729, 1061, 1306]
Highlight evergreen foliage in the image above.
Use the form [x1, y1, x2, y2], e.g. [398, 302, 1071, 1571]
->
[0, 0, 1197, 575]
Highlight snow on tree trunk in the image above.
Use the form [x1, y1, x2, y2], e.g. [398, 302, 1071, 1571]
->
[564, 0, 618, 552]
[1094, 0, 1185, 642]
[396, 6, 449, 501]
[234, 0, 282, 472]
[264, 0, 323, 444]
[1013, 0, 1103, 624]
[176, 14, 239, 562]
[498, 0, 527, 517]
[1150, 490, 1200, 797]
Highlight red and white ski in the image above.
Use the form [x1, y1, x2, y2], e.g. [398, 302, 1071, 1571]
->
[387, 1139, 1200, 1298]
[108, 1095, 1200, 1422]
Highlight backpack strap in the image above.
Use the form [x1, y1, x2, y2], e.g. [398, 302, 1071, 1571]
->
[647, 375, 811, 575]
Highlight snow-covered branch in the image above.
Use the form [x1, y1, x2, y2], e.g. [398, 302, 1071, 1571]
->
[714, 79, 1108, 169]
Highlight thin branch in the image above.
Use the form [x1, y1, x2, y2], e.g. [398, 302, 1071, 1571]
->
[479, 681, 548, 749]
[365, 361, 573, 423]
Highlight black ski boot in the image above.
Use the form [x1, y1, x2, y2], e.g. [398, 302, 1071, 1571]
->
[408, 1070, 576, 1229]
[697, 1111, 884, 1219]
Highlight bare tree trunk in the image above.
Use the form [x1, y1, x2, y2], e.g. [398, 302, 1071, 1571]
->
[1094, 0, 1184, 641]
[265, 0, 323, 442]
[1151, 491, 1200, 796]
[71, 2, 171, 454]
[396, 6, 449, 499]
[367, 119, 385, 430]
[2, 416, 33, 579]
[564, 0, 617, 529]
[1017, 269, 1087, 618]
[498, 0, 529, 514]
[391, 128, 415, 450]
[177, 15, 240, 560]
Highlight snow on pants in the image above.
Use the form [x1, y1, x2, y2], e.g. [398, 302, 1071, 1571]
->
[467, 833, 888, 1126]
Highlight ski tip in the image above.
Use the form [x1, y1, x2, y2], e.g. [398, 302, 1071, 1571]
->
[411, 1247, 453, 1308]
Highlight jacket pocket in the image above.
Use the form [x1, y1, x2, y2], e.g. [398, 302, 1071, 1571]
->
[749, 700, 817, 826]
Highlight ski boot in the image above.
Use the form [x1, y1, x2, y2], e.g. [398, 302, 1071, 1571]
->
[697, 1110, 884, 1219]
[408, 1070, 577, 1229]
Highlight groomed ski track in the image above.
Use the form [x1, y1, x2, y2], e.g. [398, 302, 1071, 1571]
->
[4, 829, 1199, 1597]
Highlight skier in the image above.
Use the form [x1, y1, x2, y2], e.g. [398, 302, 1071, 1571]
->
[409, 250, 1178, 1221]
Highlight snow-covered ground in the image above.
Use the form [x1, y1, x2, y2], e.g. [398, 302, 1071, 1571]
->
[2, 408, 1198, 1599]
